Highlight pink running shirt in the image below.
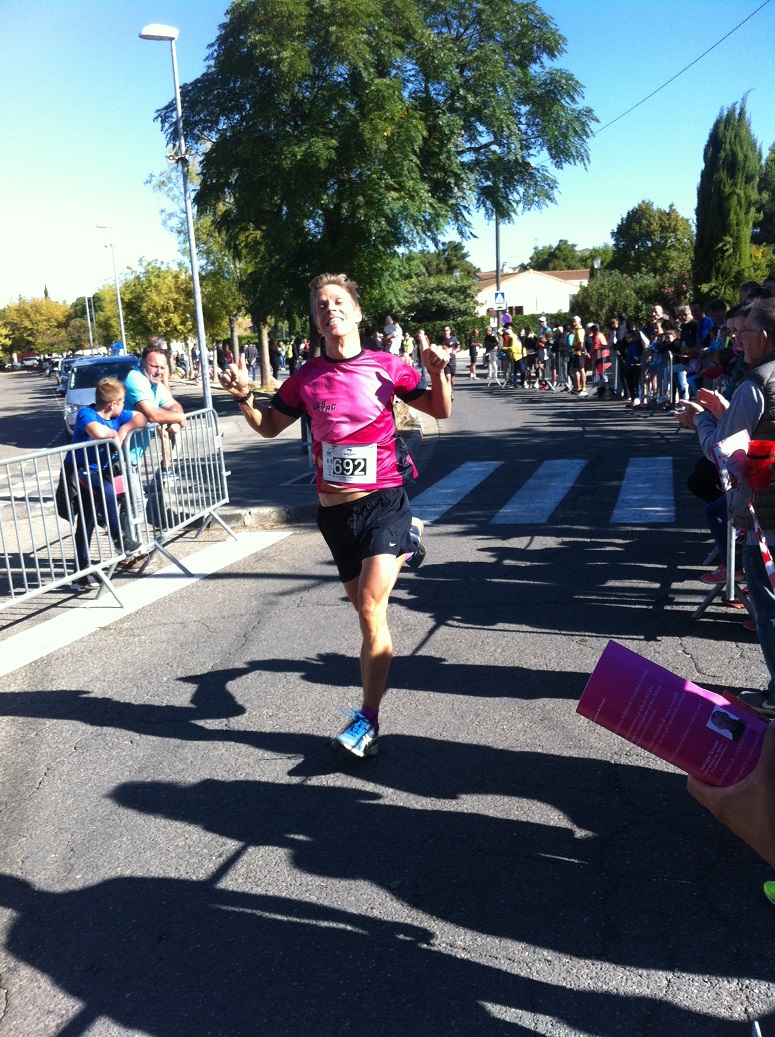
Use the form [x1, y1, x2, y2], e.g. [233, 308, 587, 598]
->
[272, 350, 427, 493]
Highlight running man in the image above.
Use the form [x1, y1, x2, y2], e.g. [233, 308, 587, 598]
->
[221, 273, 452, 757]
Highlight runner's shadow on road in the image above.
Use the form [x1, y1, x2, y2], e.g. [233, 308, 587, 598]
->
[0, 867, 731, 1037]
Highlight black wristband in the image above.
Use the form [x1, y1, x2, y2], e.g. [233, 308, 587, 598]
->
[233, 391, 253, 404]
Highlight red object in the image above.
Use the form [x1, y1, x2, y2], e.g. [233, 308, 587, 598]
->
[747, 440, 775, 490]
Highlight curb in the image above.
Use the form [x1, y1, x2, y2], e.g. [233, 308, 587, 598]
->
[219, 503, 319, 529]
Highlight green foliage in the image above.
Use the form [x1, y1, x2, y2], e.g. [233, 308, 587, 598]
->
[0, 316, 11, 357]
[3, 296, 71, 353]
[610, 201, 694, 280]
[91, 262, 195, 351]
[164, 0, 595, 325]
[147, 163, 250, 338]
[398, 241, 479, 323]
[693, 100, 762, 300]
[525, 239, 611, 273]
[401, 273, 478, 324]
[66, 318, 92, 351]
[754, 140, 775, 247]
[91, 286, 120, 350]
[572, 270, 660, 327]
[750, 243, 775, 282]
[415, 241, 479, 280]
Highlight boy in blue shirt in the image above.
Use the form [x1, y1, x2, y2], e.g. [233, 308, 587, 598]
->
[67, 378, 147, 586]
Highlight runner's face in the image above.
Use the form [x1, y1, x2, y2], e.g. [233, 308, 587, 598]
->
[313, 285, 361, 340]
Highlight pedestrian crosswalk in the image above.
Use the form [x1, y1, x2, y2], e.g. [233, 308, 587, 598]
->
[610, 457, 675, 524]
[491, 459, 588, 525]
[410, 457, 676, 526]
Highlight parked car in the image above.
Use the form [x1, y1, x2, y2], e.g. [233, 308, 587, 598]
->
[56, 357, 76, 394]
[64, 355, 139, 436]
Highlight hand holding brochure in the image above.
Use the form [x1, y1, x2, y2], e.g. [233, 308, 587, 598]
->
[577, 641, 768, 786]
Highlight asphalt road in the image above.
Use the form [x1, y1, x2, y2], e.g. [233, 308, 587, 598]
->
[0, 376, 773, 1035]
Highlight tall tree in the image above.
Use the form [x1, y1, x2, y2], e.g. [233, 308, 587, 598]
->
[573, 271, 660, 327]
[611, 202, 694, 281]
[3, 297, 71, 354]
[120, 261, 195, 348]
[162, 0, 595, 327]
[754, 140, 775, 247]
[524, 239, 611, 272]
[693, 100, 762, 298]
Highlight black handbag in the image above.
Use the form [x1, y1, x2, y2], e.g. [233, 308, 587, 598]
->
[54, 460, 79, 521]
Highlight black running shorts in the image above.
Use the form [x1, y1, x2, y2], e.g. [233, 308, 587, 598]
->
[316, 487, 414, 584]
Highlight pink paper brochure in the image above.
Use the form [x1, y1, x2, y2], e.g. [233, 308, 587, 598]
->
[577, 641, 768, 786]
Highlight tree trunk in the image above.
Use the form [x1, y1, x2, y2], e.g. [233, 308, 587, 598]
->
[229, 315, 240, 365]
[308, 315, 322, 358]
[259, 322, 275, 393]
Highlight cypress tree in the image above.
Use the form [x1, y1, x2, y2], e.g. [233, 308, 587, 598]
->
[754, 140, 775, 247]
[693, 99, 761, 299]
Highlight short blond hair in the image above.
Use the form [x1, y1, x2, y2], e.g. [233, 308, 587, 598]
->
[95, 377, 126, 409]
[308, 272, 361, 313]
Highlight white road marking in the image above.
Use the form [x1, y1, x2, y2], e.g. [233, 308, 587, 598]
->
[0, 531, 291, 678]
[611, 457, 675, 524]
[409, 462, 502, 523]
[490, 459, 588, 525]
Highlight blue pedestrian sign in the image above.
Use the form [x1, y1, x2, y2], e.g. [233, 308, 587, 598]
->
[494, 291, 507, 309]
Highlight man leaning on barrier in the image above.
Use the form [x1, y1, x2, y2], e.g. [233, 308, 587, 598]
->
[123, 337, 186, 435]
[121, 338, 188, 534]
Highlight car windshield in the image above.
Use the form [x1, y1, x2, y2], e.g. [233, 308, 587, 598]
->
[70, 359, 137, 390]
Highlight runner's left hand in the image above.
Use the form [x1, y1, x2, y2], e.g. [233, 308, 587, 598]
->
[420, 344, 449, 374]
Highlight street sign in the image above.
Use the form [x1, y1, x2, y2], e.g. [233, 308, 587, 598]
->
[494, 290, 507, 309]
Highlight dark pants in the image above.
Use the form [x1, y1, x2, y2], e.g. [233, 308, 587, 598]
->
[73, 470, 121, 571]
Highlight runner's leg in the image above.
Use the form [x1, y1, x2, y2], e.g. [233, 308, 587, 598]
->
[343, 553, 404, 712]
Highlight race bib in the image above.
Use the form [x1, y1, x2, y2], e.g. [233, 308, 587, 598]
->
[321, 442, 377, 484]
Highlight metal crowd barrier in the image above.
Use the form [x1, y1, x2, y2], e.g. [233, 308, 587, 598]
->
[0, 407, 233, 614]
[122, 406, 235, 575]
[0, 439, 130, 612]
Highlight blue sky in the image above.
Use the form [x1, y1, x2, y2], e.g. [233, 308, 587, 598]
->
[1, 1, 773, 306]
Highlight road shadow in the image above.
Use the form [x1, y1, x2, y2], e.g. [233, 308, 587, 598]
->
[1, 864, 743, 1036]
[107, 745, 773, 984]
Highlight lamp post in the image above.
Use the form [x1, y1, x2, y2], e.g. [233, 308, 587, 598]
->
[82, 295, 95, 352]
[96, 226, 127, 354]
[139, 23, 211, 409]
[593, 256, 602, 277]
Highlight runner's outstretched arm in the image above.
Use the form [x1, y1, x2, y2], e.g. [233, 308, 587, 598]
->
[413, 342, 452, 419]
[220, 355, 297, 439]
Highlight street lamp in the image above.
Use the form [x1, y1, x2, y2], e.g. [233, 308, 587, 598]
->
[139, 23, 211, 408]
[82, 295, 95, 352]
[97, 226, 127, 354]
[593, 257, 602, 277]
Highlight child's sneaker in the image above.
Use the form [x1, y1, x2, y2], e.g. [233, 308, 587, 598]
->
[405, 517, 426, 569]
[332, 706, 378, 757]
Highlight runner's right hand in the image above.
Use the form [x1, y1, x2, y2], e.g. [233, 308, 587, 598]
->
[220, 354, 250, 396]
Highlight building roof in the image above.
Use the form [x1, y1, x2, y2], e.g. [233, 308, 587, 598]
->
[476, 268, 589, 292]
